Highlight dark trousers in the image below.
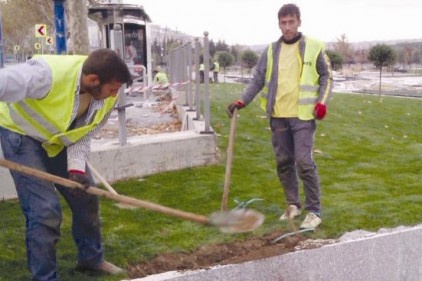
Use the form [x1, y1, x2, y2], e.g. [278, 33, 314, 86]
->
[270, 117, 321, 213]
[0, 127, 103, 281]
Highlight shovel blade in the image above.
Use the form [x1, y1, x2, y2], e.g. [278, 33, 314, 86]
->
[209, 209, 265, 233]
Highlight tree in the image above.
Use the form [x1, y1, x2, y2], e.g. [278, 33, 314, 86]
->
[240, 49, 258, 75]
[368, 44, 397, 96]
[326, 50, 344, 71]
[334, 34, 353, 64]
[66, 0, 90, 55]
[0, 0, 53, 58]
[215, 51, 234, 82]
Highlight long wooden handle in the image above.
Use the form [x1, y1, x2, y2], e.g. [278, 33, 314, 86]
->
[0, 158, 209, 225]
[87, 161, 118, 195]
[221, 108, 237, 211]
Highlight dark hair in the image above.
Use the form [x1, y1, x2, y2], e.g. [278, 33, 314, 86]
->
[82, 48, 132, 85]
[278, 3, 301, 21]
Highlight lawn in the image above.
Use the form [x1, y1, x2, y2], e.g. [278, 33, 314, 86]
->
[0, 83, 421, 281]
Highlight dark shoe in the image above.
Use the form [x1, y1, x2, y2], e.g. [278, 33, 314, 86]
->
[77, 261, 125, 275]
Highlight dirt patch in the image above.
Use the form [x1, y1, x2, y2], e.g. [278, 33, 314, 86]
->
[127, 231, 335, 279]
[95, 92, 182, 140]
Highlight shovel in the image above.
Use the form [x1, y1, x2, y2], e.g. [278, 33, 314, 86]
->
[0, 158, 264, 233]
[221, 108, 237, 211]
[87, 161, 137, 209]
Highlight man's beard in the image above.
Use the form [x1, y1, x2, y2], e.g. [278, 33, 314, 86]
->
[85, 84, 102, 100]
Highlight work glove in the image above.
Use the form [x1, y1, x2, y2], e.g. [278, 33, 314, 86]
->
[314, 103, 327, 120]
[69, 170, 90, 190]
[226, 100, 245, 118]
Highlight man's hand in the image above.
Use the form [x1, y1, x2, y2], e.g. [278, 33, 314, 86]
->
[314, 103, 327, 120]
[226, 100, 245, 118]
[69, 170, 90, 190]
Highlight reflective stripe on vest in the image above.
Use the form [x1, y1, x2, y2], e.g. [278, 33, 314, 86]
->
[0, 55, 117, 157]
[260, 37, 323, 120]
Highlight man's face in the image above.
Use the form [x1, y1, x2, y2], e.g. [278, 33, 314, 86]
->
[278, 14, 301, 41]
[86, 79, 122, 100]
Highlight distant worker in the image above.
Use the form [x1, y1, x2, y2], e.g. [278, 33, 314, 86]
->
[212, 60, 220, 83]
[0, 48, 132, 280]
[153, 68, 169, 85]
[199, 63, 205, 83]
[226, 3, 333, 230]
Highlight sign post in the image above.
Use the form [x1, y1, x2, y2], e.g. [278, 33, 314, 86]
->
[53, 0, 67, 54]
[0, 9, 4, 67]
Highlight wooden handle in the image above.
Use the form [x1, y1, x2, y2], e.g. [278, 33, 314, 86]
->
[87, 161, 118, 195]
[0, 158, 209, 225]
[221, 108, 237, 211]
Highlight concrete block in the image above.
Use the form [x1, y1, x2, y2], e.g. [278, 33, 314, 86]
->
[129, 224, 422, 281]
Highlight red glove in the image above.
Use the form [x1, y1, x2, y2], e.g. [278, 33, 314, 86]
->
[226, 100, 245, 118]
[69, 170, 90, 190]
[314, 103, 327, 120]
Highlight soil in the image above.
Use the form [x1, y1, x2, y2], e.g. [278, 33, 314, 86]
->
[126, 231, 331, 279]
[95, 91, 182, 140]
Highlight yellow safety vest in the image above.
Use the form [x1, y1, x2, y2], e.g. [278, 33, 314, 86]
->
[154, 72, 169, 84]
[0, 55, 117, 157]
[213, 62, 220, 72]
[260, 37, 323, 120]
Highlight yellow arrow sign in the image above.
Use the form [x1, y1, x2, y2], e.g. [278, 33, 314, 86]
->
[34, 43, 42, 50]
[46, 36, 54, 45]
[35, 24, 47, 37]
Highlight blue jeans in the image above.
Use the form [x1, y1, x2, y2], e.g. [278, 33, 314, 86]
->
[270, 118, 321, 214]
[0, 127, 103, 281]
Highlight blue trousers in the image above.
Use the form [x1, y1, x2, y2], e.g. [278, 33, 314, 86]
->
[0, 127, 103, 281]
[270, 118, 321, 214]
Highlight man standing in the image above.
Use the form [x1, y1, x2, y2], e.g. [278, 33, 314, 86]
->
[227, 4, 332, 230]
[212, 60, 220, 83]
[0, 48, 131, 280]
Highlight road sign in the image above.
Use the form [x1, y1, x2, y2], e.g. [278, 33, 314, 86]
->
[46, 37, 54, 45]
[35, 24, 47, 37]
[34, 43, 41, 50]
[14, 45, 20, 53]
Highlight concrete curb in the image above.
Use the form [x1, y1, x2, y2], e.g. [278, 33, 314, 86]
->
[127, 224, 422, 281]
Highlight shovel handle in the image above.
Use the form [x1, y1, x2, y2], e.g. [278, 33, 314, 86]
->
[0, 158, 209, 225]
[221, 108, 237, 211]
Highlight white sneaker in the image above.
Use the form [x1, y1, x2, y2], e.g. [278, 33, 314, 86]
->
[300, 212, 322, 229]
[279, 205, 302, 221]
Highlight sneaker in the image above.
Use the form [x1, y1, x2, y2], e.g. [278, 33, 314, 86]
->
[279, 205, 302, 221]
[300, 212, 322, 230]
[76, 261, 125, 275]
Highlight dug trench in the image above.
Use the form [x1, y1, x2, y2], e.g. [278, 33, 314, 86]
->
[127, 231, 313, 278]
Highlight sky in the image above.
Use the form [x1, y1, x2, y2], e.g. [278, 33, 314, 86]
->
[125, 0, 422, 45]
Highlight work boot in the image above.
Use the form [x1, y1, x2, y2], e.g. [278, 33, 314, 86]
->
[279, 205, 301, 221]
[76, 261, 125, 275]
[300, 212, 322, 230]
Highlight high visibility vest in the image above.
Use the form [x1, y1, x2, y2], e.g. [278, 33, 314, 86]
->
[0, 55, 117, 157]
[260, 37, 323, 120]
[213, 62, 220, 72]
[154, 72, 169, 84]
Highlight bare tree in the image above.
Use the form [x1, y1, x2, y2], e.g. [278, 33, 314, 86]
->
[66, 0, 90, 55]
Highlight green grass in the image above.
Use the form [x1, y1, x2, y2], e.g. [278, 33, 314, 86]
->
[1, 83, 421, 280]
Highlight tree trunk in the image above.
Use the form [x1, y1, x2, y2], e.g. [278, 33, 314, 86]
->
[378, 64, 383, 97]
[66, 0, 89, 55]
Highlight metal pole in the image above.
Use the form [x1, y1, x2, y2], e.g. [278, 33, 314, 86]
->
[0, 9, 4, 68]
[53, 0, 67, 54]
[194, 38, 200, 120]
[187, 43, 194, 111]
[202, 32, 211, 133]
[111, 23, 128, 146]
